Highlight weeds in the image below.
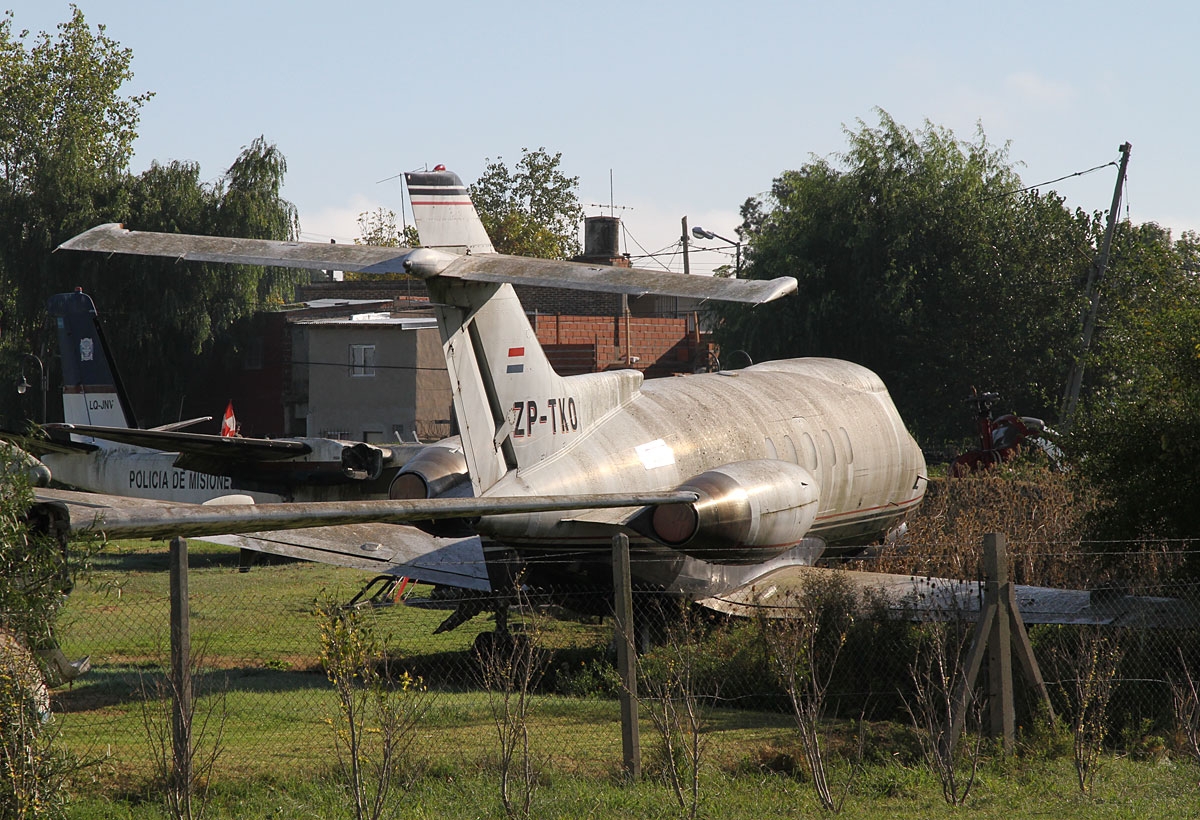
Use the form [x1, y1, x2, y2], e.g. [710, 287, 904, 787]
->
[475, 588, 550, 820]
[758, 573, 860, 812]
[138, 643, 227, 820]
[902, 616, 984, 806]
[1043, 625, 1124, 794]
[317, 596, 433, 820]
[637, 605, 715, 820]
[1171, 649, 1200, 767]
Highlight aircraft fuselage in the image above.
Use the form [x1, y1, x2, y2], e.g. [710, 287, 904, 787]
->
[42, 447, 283, 504]
[477, 357, 926, 560]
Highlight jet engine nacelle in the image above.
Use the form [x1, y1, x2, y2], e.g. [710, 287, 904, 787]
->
[645, 459, 820, 564]
[388, 438, 473, 536]
[388, 438, 471, 500]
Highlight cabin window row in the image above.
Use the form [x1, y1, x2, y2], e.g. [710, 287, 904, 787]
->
[766, 423, 854, 472]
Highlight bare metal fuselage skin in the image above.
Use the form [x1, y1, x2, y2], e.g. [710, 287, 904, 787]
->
[461, 356, 925, 594]
[481, 360, 924, 543]
[398, 270, 928, 595]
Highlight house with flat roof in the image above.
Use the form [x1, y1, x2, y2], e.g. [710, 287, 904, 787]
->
[291, 311, 451, 442]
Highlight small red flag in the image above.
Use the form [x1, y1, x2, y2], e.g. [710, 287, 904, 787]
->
[220, 401, 237, 437]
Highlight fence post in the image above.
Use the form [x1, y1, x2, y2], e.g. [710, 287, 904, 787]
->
[984, 533, 1015, 753]
[169, 536, 192, 793]
[948, 532, 1053, 755]
[612, 533, 641, 779]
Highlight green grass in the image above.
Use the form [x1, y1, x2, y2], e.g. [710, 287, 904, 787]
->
[60, 755, 1200, 819]
[46, 539, 1200, 817]
[52, 539, 695, 788]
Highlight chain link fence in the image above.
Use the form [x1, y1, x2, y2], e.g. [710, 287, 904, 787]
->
[48, 537, 1200, 795]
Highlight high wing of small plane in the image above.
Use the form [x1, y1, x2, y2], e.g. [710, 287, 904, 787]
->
[6, 290, 424, 504]
[36, 168, 936, 630]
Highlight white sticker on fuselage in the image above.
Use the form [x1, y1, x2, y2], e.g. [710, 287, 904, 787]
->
[636, 439, 675, 470]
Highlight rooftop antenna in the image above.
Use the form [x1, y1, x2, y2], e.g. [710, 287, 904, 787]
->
[587, 170, 634, 218]
[376, 167, 427, 242]
[585, 170, 635, 256]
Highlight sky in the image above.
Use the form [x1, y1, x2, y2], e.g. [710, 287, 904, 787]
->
[8, 0, 1200, 276]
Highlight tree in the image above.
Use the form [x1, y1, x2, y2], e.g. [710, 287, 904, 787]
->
[1067, 226, 1200, 548]
[0, 6, 149, 426]
[355, 206, 418, 249]
[0, 471, 85, 818]
[0, 8, 304, 427]
[715, 111, 1097, 446]
[717, 111, 1200, 553]
[71, 138, 305, 424]
[469, 147, 584, 258]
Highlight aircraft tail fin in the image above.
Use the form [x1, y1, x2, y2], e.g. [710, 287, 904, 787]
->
[404, 167, 640, 493]
[429, 279, 642, 495]
[47, 290, 139, 431]
[405, 167, 495, 255]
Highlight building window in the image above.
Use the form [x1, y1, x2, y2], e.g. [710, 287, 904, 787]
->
[242, 336, 264, 370]
[350, 344, 376, 377]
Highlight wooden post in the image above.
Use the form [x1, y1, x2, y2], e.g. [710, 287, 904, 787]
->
[949, 533, 1054, 756]
[169, 536, 192, 793]
[612, 534, 641, 779]
[984, 533, 1015, 752]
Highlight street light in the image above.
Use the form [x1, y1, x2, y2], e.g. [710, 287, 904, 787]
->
[690, 226, 741, 277]
[17, 353, 47, 424]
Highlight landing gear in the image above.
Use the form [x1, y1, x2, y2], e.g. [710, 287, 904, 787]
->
[344, 575, 412, 609]
[433, 591, 511, 636]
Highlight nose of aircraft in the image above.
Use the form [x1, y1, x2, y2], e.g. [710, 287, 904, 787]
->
[2, 445, 53, 488]
[28, 460, 52, 487]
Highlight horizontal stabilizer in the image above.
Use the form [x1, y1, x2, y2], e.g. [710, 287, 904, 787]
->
[1, 429, 98, 457]
[446, 253, 796, 305]
[150, 417, 213, 433]
[60, 224, 797, 305]
[58, 223, 426, 274]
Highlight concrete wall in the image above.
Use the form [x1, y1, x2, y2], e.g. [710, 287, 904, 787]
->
[301, 322, 452, 442]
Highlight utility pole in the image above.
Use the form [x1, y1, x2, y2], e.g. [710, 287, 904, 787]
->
[1060, 142, 1132, 427]
[681, 216, 691, 276]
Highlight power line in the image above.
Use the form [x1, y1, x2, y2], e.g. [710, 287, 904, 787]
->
[985, 159, 1118, 201]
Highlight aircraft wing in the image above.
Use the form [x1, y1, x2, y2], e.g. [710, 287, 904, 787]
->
[696, 565, 1200, 628]
[59, 224, 797, 305]
[44, 423, 312, 460]
[30, 487, 697, 542]
[443, 253, 796, 305]
[1, 428, 97, 457]
[39, 424, 427, 483]
[200, 526, 491, 591]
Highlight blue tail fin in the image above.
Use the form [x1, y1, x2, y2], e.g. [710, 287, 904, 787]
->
[47, 290, 139, 430]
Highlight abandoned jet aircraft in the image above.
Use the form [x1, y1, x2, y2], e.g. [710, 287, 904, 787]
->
[31, 168, 927, 620]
